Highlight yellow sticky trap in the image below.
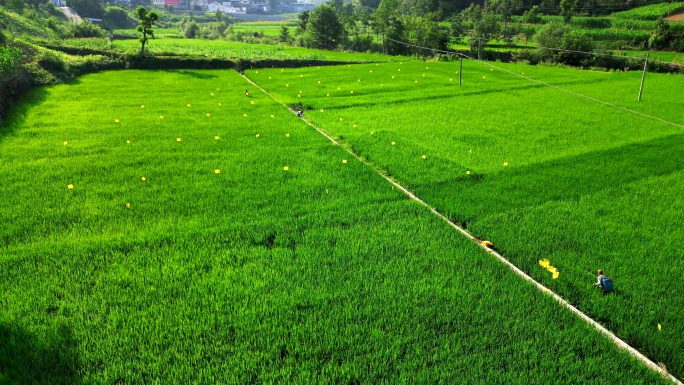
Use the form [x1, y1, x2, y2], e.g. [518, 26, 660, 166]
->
[318, 81, 321, 84]
[215, 136, 219, 140]
[483, 76, 486, 79]
[67, 184, 74, 189]
[320, 109, 324, 112]
[211, 93, 214, 96]
[256, 134, 260, 138]
[466, 170, 471, 175]
[298, 95, 301, 98]
[422, 154, 426, 159]
[337, 87, 340, 90]
[283, 166, 289, 171]
[215, 169, 220, 174]
[141, 105, 145, 108]
[125, 203, 130, 209]
[160, 116, 164, 119]
[286, 133, 290, 137]
[206, 113, 211, 117]
[381, 84, 383, 86]
[415, 81, 418, 83]
[339, 118, 343, 121]
[450, 79, 453, 81]
[370, 70, 372, 73]
[270, 115, 274, 118]
[391, 141, 396, 146]
[326, 94, 330, 97]
[256, 71, 258, 73]
[126, 140, 131, 144]
[342, 159, 347, 164]
[141, 177, 146, 181]
[187, 104, 191, 107]
[243, 114, 247, 117]
[370, 131, 374, 135]
[300, 75, 303, 78]
[114, 119, 119, 123]
[351, 91, 354, 94]
[504, 162, 509, 166]
[423, 74, 425, 76]
[658, 323, 662, 331]
[490, 68, 493, 71]
[63, 141, 68, 145]
[250, 101, 254, 105]
[392, 76, 395, 79]
[353, 124, 357, 128]
[218, 103, 222, 106]
[552, 271, 559, 279]
[268, 77, 271, 79]
[357, 79, 361, 82]
[285, 84, 289, 87]
[176, 138, 181, 142]
[398, 69, 401, 71]
[426, 67, 429, 69]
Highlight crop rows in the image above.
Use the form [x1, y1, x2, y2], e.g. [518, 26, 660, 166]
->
[0, 69, 671, 382]
[250, 60, 684, 379]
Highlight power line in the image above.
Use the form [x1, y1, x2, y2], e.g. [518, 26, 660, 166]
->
[384, 37, 684, 129]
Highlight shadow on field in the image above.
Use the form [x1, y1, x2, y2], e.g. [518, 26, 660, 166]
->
[420, 133, 684, 224]
[0, 322, 81, 385]
[0, 88, 50, 144]
[175, 70, 219, 79]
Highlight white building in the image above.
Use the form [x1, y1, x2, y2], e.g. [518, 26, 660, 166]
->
[207, 1, 247, 13]
[50, 0, 67, 6]
[152, 0, 165, 7]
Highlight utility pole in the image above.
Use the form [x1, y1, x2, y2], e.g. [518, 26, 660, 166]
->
[477, 38, 481, 61]
[638, 52, 649, 101]
[459, 55, 463, 86]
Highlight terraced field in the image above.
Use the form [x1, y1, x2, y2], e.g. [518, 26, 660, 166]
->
[0, 68, 673, 383]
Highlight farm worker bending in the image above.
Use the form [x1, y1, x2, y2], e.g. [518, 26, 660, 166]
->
[594, 269, 614, 293]
[296, 110, 303, 117]
[244, 89, 249, 97]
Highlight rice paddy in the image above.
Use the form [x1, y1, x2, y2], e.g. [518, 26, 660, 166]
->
[0, 64, 680, 382]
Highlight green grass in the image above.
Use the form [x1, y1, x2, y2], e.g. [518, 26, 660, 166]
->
[612, 1, 684, 20]
[113, 28, 185, 38]
[112, 38, 407, 61]
[232, 20, 298, 37]
[249, 60, 684, 379]
[0, 69, 671, 383]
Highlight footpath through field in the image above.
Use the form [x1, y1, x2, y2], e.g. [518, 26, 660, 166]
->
[246, 61, 684, 381]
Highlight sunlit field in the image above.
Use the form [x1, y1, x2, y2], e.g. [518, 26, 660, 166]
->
[0, 69, 670, 383]
[250, 60, 684, 378]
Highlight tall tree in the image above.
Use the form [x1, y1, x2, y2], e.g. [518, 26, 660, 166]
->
[305, 4, 345, 49]
[486, 0, 522, 30]
[135, 6, 158, 54]
[69, 0, 105, 19]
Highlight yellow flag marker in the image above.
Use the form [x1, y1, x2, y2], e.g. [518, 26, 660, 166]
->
[504, 162, 509, 166]
[351, 90, 354, 94]
[141, 177, 146, 181]
[286, 133, 290, 137]
[423, 74, 425, 76]
[337, 87, 341, 90]
[125, 203, 130, 209]
[357, 79, 361, 82]
[63, 141, 68, 145]
[283, 166, 289, 171]
[256, 71, 258, 73]
[298, 95, 301, 98]
[114, 119, 120, 123]
[490, 68, 493, 71]
[320, 109, 324, 112]
[215, 169, 221, 174]
[243, 114, 247, 117]
[206, 113, 211, 117]
[160, 116, 164, 119]
[422, 154, 426, 159]
[126, 140, 131, 144]
[450, 79, 453, 81]
[281, 69, 284, 72]
[67, 184, 74, 189]
[415, 81, 418, 83]
[286, 84, 289, 87]
[522, 72, 525, 75]
[392, 76, 395, 79]
[318, 81, 321, 84]
[658, 323, 662, 331]
[211, 93, 214, 96]
[187, 104, 191, 107]
[176, 138, 181, 142]
[552, 271, 559, 279]
[300, 75, 304, 78]
[340, 118, 343, 121]
[391, 141, 396, 146]
[141, 105, 145, 108]
[268, 76, 272, 79]
[370, 70, 372, 73]
[318, 66, 320, 69]
[215, 136, 220, 140]
[218, 103, 222, 106]
[398, 69, 401, 71]
[353, 124, 357, 128]
[370, 131, 374, 135]
[483, 76, 486, 79]
[400, 62, 403, 64]
[381, 84, 383, 86]
[271, 114, 275, 118]
[466, 170, 471, 175]
[342, 159, 347, 164]
[256, 134, 260, 138]
[326, 94, 330, 96]
[250, 101, 254, 105]
[426, 66, 429, 69]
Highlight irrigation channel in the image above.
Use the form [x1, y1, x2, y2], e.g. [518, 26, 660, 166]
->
[240, 70, 683, 384]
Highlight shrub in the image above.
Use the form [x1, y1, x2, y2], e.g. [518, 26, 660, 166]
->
[0, 46, 22, 77]
[69, 20, 107, 38]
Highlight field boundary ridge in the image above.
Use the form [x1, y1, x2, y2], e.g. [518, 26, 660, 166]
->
[241, 71, 683, 385]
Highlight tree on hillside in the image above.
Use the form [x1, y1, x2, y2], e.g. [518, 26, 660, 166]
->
[135, 6, 159, 54]
[486, 0, 522, 30]
[304, 4, 345, 49]
[559, 0, 576, 23]
[104, 6, 133, 29]
[26, 0, 49, 10]
[69, 0, 105, 19]
[296, 10, 309, 34]
[279, 25, 291, 43]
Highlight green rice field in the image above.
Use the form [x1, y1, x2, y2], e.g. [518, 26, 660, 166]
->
[0, 68, 676, 382]
[112, 39, 401, 62]
[248, 61, 684, 379]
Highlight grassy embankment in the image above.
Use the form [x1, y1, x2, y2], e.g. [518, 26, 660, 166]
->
[251, 60, 684, 379]
[0, 69, 670, 383]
